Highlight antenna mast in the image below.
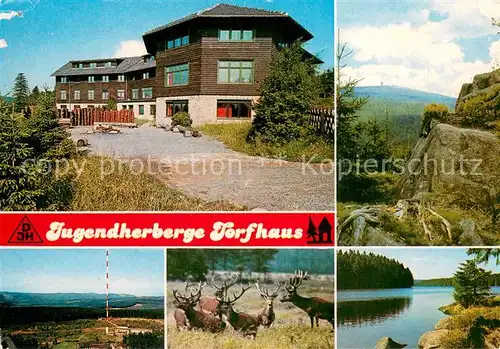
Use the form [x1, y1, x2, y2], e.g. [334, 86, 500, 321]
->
[106, 249, 109, 335]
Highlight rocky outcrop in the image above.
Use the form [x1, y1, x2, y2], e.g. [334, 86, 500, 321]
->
[418, 329, 449, 349]
[456, 68, 500, 109]
[398, 123, 500, 200]
[375, 337, 407, 349]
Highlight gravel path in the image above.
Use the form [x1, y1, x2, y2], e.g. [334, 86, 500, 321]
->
[70, 125, 334, 211]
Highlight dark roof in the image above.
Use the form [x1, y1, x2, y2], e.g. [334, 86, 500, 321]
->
[51, 56, 156, 76]
[143, 3, 311, 39]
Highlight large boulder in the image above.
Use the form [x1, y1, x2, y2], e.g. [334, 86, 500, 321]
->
[418, 329, 449, 349]
[398, 123, 500, 201]
[456, 68, 500, 109]
[375, 337, 407, 349]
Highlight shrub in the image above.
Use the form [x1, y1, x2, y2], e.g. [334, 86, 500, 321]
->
[248, 41, 319, 144]
[420, 103, 450, 136]
[337, 172, 399, 204]
[171, 111, 192, 128]
[455, 87, 500, 130]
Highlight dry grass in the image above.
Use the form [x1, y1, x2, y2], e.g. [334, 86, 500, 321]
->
[439, 304, 500, 349]
[70, 156, 244, 211]
[166, 279, 334, 349]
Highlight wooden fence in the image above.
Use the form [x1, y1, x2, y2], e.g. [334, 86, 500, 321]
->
[308, 107, 334, 137]
[57, 108, 135, 126]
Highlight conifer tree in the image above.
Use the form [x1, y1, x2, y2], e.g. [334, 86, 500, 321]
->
[13, 73, 30, 112]
[249, 41, 319, 144]
[453, 259, 492, 308]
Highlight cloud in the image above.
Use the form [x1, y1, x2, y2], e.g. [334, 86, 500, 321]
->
[341, 1, 500, 96]
[0, 10, 21, 20]
[113, 40, 147, 57]
[0, 38, 7, 48]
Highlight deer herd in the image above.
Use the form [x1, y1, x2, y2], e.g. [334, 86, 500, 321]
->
[172, 270, 334, 339]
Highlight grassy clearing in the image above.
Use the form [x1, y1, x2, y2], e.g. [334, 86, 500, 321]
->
[167, 324, 333, 349]
[167, 278, 334, 349]
[199, 123, 333, 163]
[69, 156, 244, 211]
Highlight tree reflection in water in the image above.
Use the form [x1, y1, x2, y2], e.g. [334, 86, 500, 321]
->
[338, 297, 412, 326]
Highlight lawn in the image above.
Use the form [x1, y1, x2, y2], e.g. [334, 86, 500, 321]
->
[199, 123, 333, 163]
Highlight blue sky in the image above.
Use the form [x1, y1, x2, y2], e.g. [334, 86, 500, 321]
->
[338, 0, 500, 96]
[0, 0, 333, 94]
[0, 249, 164, 296]
[343, 248, 500, 280]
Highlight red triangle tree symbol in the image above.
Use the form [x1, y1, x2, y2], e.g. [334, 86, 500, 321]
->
[9, 216, 43, 243]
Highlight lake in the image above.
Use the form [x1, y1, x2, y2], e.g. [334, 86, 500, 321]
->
[337, 286, 500, 349]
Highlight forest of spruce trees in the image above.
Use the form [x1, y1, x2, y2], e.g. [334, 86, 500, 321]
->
[337, 250, 414, 289]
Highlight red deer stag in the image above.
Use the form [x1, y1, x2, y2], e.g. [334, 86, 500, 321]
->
[172, 281, 226, 333]
[215, 282, 261, 339]
[198, 274, 239, 314]
[280, 270, 334, 329]
[255, 280, 282, 328]
[173, 281, 196, 330]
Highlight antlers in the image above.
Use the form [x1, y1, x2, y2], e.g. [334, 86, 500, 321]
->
[285, 270, 309, 293]
[226, 282, 253, 304]
[173, 281, 206, 304]
[255, 280, 282, 298]
[212, 274, 239, 300]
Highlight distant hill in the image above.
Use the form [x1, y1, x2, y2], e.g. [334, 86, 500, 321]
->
[0, 291, 164, 309]
[1, 96, 13, 103]
[415, 273, 500, 287]
[355, 86, 456, 108]
[268, 249, 334, 275]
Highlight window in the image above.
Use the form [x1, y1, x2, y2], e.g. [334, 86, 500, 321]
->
[88, 76, 95, 83]
[218, 29, 254, 41]
[278, 42, 290, 48]
[142, 87, 153, 99]
[74, 90, 80, 100]
[60, 77, 67, 83]
[90, 62, 97, 68]
[117, 89, 125, 99]
[60, 90, 67, 100]
[105, 62, 112, 68]
[166, 100, 188, 117]
[143, 72, 149, 79]
[218, 61, 253, 83]
[132, 89, 139, 99]
[165, 63, 189, 86]
[217, 101, 252, 118]
[139, 105, 145, 115]
[102, 75, 109, 82]
[118, 75, 125, 82]
[102, 90, 109, 100]
[122, 105, 127, 110]
[88, 105, 94, 108]
[78, 63, 83, 69]
[150, 104, 156, 116]
[61, 105, 67, 109]
[166, 35, 189, 50]
[88, 90, 95, 100]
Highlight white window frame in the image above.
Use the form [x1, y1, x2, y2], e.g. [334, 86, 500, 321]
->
[88, 90, 95, 100]
[117, 89, 125, 100]
[132, 89, 139, 100]
[88, 76, 95, 83]
[61, 77, 67, 83]
[118, 75, 125, 82]
[74, 90, 80, 100]
[60, 90, 67, 100]
[102, 75, 109, 82]
[102, 90, 109, 100]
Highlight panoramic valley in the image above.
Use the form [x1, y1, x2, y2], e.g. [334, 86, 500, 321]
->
[0, 249, 165, 349]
